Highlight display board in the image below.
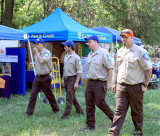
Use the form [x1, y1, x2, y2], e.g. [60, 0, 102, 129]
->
[6, 48, 26, 95]
[0, 40, 19, 55]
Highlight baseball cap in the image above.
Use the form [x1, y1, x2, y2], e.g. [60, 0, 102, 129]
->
[84, 35, 99, 43]
[34, 38, 45, 44]
[120, 29, 134, 37]
[62, 40, 74, 48]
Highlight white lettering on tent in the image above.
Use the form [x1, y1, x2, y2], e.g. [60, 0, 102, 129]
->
[23, 34, 28, 39]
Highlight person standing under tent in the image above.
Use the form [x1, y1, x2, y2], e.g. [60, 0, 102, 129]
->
[26, 38, 59, 116]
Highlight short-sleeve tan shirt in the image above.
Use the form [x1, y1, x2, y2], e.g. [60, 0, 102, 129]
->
[86, 47, 114, 81]
[116, 43, 152, 85]
[35, 48, 52, 75]
[63, 52, 82, 77]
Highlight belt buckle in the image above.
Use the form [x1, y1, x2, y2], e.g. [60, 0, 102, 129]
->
[64, 76, 68, 79]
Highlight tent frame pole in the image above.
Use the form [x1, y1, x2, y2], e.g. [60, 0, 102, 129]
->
[116, 35, 118, 52]
[27, 40, 35, 73]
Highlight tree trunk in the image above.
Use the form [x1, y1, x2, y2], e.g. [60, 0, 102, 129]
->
[1, 0, 4, 25]
[4, 0, 15, 27]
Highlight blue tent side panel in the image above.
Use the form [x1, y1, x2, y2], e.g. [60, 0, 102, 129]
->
[92, 26, 142, 45]
[0, 25, 28, 40]
[92, 26, 121, 43]
[6, 48, 26, 95]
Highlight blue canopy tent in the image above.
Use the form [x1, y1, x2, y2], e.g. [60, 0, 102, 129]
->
[92, 26, 142, 45]
[20, 8, 113, 43]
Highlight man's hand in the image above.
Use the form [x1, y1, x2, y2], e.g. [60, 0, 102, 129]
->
[61, 79, 64, 87]
[142, 85, 147, 93]
[107, 82, 112, 91]
[33, 47, 38, 54]
[74, 82, 79, 90]
[112, 83, 116, 93]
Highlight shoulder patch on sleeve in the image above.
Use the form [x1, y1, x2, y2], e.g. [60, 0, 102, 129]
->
[107, 54, 111, 61]
[44, 52, 49, 57]
[143, 52, 149, 60]
[78, 60, 82, 65]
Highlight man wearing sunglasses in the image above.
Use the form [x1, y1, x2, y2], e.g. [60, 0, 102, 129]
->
[26, 38, 59, 116]
[108, 29, 152, 136]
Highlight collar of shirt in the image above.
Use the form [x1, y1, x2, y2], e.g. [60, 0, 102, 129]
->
[39, 47, 45, 54]
[120, 43, 136, 55]
[122, 43, 135, 52]
[66, 52, 75, 58]
[90, 47, 101, 56]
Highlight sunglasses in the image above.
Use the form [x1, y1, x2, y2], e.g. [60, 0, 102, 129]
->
[121, 30, 132, 35]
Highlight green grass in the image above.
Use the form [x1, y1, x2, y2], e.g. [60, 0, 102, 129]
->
[0, 84, 160, 136]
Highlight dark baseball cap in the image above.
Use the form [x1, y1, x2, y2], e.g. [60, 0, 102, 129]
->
[84, 35, 99, 43]
[62, 40, 74, 48]
[34, 38, 45, 44]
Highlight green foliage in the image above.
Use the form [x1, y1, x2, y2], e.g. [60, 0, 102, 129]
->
[12, 0, 44, 29]
[0, 0, 160, 46]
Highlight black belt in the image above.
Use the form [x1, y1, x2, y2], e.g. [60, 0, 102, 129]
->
[36, 74, 49, 77]
[119, 82, 143, 86]
[88, 79, 106, 82]
[64, 75, 76, 79]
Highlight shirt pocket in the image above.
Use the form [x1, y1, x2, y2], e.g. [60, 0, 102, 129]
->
[128, 58, 137, 69]
[117, 58, 122, 67]
[93, 58, 101, 70]
[68, 61, 75, 70]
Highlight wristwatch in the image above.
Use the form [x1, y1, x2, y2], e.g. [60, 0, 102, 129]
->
[143, 83, 148, 88]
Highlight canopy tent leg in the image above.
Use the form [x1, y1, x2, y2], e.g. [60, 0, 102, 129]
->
[116, 35, 118, 52]
[111, 43, 113, 58]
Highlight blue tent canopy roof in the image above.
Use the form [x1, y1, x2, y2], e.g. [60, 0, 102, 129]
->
[20, 8, 112, 43]
[0, 25, 28, 40]
[92, 26, 142, 45]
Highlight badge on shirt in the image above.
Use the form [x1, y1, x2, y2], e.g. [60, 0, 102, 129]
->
[44, 52, 49, 57]
[143, 52, 149, 61]
[78, 60, 82, 65]
[107, 55, 111, 61]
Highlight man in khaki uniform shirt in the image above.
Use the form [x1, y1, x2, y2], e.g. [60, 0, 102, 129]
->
[26, 38, 59, 116]
[61, 40, 84, 119]
[81, 35, 114, 132]
[108, 29, 152, 136]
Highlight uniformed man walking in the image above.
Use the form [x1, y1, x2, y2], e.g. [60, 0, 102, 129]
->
[81, 35, 114, 131]
[26, 38, 59, 116]
[108, 29, 152, 136]
[61, 40, 84, 119]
